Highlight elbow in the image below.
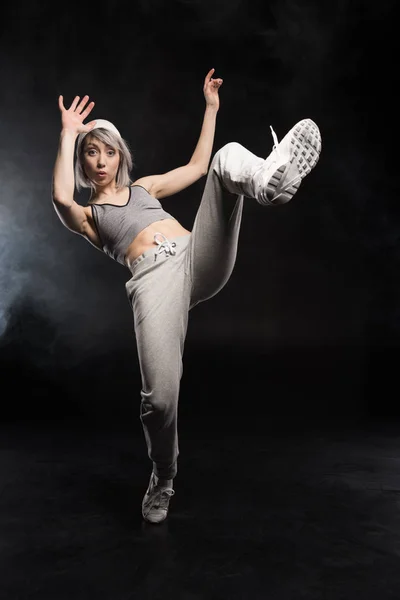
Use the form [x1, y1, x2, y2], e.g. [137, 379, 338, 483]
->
[189, 162, 208, 178]
[52, 196, 70, 209]
[196, 164, 208, 177]
[52, 180, 74, 208]
[51, 184, 61, 204]
[52, 189, 73, 209]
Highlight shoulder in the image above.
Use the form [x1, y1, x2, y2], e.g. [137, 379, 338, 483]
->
[130, 177, 157, 198]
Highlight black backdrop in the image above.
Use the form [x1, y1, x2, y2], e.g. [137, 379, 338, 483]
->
[0, 0, 397, 427]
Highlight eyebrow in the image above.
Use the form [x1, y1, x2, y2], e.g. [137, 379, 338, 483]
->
[85, 143, 116, 150]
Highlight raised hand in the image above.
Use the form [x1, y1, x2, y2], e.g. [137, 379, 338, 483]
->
[203, 68, 223, 110]
[58, 95, 96, 135]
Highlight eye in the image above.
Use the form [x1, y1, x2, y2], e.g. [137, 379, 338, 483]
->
[88, 149, 96, 156]
[107, 150, 116, 156]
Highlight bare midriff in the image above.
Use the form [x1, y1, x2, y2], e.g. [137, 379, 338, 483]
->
[124, 218, 191, 268]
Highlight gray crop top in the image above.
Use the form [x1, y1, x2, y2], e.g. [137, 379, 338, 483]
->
[90, 185, 176, 265]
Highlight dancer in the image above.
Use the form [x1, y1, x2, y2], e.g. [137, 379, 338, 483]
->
[52, 68, 321, 524]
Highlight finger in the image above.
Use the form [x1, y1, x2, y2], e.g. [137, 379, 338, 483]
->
[70, 96, 80, 111]
[205, 68, 215, 82]
[80, 101, 95, 121]
[58, 95, 65, 111]
[76, 95, 90, 114]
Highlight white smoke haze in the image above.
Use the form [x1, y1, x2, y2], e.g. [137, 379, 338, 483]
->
[0, 203, 30, 337]
[0, 131, 135, 368]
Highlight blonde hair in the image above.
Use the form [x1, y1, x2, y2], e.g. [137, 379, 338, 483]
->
[74, 128, 134, 192]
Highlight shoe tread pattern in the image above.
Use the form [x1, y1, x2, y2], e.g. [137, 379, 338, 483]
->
[267, 118, 321, 205]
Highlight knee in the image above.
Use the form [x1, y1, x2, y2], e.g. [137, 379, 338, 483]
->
[141, 378, 179, 416]
[215, 142, 243, 159]
[212, 142, 244, 174]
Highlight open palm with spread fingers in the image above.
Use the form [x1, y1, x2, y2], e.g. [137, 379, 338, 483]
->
[58, 95, 97, 135]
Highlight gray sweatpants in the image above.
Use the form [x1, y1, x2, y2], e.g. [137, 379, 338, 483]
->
[125, 142, 268, 479]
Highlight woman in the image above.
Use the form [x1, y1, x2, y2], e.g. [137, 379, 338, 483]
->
[52, 68, 322, 524]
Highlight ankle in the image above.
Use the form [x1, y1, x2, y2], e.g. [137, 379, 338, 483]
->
[154, 474, 173, 488]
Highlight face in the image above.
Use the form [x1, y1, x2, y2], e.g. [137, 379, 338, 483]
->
[82, 135, 120, 187]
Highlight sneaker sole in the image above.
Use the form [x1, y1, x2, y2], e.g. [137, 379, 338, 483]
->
[266, 118, 321, 205]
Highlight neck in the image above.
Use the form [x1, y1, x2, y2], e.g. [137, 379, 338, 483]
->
[90, 181, 121, 202]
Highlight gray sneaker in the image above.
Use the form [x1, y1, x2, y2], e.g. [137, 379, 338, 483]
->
[259, 118, 322, 206]
[142, 472, 175, 524]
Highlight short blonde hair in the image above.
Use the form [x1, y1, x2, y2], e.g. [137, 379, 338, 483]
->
[75, 128, 134, 192]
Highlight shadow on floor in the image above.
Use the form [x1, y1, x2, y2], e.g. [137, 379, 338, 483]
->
[1, 416, 400, 599]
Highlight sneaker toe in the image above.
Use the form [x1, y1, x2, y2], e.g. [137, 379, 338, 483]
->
[143, 507, 168, 523]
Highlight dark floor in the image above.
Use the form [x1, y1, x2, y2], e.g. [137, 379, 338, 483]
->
[1, 416, 400, 599]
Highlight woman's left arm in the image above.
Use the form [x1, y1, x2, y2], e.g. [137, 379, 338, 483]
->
[139, 69, 223, 200]
[189, 68, 222, 171]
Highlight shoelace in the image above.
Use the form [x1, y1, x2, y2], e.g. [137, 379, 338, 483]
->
[154, 232, 177, 259]
[270, 125, 280, 157]
[158, 488, 175, 510]
[146, 486, 175, 512]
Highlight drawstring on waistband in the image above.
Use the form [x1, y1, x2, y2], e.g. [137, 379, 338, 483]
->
[153, 232, 176, 261]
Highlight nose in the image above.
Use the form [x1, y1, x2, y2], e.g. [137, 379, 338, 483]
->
[97, 152, 107, 168]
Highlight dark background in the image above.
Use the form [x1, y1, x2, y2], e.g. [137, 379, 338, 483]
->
[0, 0, 398, 429]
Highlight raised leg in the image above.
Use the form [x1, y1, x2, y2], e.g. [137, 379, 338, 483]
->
[187, 118, 321, 307]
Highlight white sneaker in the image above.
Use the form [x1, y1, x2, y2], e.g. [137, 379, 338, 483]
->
[258, 118, 322, 206]
[142, 472, 175, 524]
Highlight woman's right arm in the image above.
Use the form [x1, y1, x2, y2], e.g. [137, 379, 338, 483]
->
[52, 95, 96, 234]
